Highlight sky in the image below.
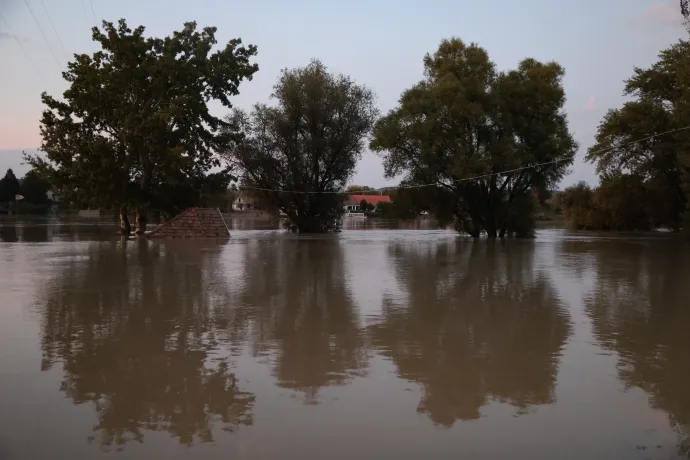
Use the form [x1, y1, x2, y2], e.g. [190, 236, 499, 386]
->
[0, 0, 685, 188]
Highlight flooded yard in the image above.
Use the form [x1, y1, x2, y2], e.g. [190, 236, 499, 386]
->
[1, 218, 689, 459]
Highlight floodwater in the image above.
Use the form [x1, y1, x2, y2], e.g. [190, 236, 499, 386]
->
[1, 217, 689, 459]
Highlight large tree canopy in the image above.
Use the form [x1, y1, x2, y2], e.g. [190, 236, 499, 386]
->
[586, 40, 690, 231]
[27, 19, 258, 233]
[370, 38, 576, 238]
[224, 60, 377, 233]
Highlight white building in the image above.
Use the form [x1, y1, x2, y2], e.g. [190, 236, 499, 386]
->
[231, 194, 255, 211]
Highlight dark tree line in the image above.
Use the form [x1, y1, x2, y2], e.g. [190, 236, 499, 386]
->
[0, 168, 52, 212]
[31, 13, 690, 234]
[0, 169, 20, 204]
[29, 17, 583, 235]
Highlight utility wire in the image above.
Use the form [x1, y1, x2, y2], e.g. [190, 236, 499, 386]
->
[0, 10, 48, 84]
[39, 0, 68, 60]
[238, 125, 690, 194]
[23, 0, 62, 72]
[89, 0, 96, 22]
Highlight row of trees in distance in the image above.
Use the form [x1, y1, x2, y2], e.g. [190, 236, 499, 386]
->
[29, 12, 689, 236]
[0, 168, 52, 212]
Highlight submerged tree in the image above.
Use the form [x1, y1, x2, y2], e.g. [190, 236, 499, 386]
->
[586, 41, 690, 231]
[371, 38, 577, 238]
[224, 60, 378, 233]
[558, 176, 654, 231]
[27, 19, 258, 234]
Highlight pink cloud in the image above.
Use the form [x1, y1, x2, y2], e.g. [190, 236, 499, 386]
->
[637, 2, 683, 27]
[585, 95, 598, 112]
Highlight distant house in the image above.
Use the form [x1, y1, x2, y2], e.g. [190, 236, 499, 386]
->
[46, 189, 60, 203]
[343, 194, 391, 212]
[231, 193, 256, 211]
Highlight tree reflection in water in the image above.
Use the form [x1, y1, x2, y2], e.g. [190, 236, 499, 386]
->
[235, 237, 368, 404]
[577, 239, 690, 455]
[39, 239, 254, 449]
[371, 240, 572, 426]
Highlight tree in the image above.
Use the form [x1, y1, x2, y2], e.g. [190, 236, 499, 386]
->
[20, 169, 51, 205]
[370, 38, 577, 238]
[585, 39, 690, 231]
[558, 176, 656, 231]
[345, 185, 377, 194]
[596, 174, 651, 231]
[0, 169, 21, 204]
[557, 181, 603, 230]
[224, 60, 378, 233]
[26, 19, 258, 234]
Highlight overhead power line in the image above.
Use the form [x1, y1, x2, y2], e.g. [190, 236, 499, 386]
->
[238, 125, 690, 194]
[39, 0, 68, 60]
[0, 10, 48, 84]
[89, 0, 96, 22]
[23, 0, 63, 72]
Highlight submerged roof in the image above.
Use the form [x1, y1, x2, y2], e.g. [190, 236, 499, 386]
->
[148, 208, 230, 238]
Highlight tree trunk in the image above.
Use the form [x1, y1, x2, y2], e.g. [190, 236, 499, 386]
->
[120, 207, 131, 235]
[135, 208, 148, 236]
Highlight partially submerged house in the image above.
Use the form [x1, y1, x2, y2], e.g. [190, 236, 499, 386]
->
[148, 208, 230, 238]
[231, 193, 257, 212]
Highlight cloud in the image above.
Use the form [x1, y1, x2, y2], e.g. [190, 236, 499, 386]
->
[637, 2, 683, 27]
[585, 95, 598, 112]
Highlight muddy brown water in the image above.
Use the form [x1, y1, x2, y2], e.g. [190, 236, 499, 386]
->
[1, 217, 689, 459]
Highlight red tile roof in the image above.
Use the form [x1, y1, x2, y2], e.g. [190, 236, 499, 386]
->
[347, 194, 392, 205]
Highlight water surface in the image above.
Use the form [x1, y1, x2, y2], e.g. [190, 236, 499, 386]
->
[1, 218, 689, 459]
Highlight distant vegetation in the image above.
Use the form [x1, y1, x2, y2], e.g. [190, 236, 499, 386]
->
[345, 185, 379, 195]
[0, 168, 53, 214]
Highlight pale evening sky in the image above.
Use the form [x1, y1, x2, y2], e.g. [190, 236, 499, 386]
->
[0, 0, 685, 188]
